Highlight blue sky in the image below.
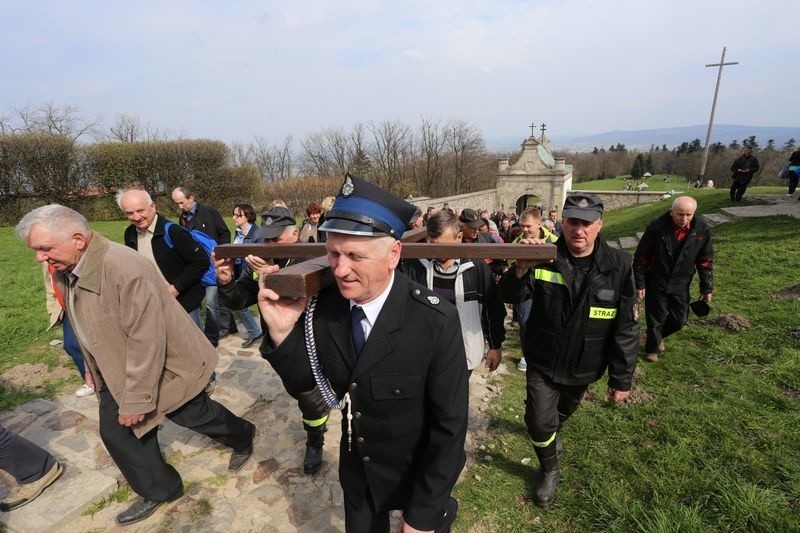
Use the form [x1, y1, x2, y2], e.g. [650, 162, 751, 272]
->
[1, 0, 797, 144]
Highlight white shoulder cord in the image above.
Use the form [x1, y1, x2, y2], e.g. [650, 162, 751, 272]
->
[304, 295, 354, 451]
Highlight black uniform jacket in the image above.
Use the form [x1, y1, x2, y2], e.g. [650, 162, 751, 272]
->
[123, 215, 209, 312]
[261, 272, 468, 530]
[181, 202, 231, 244]
[500, 237, 638, 390]
[633, 212, 713, 295]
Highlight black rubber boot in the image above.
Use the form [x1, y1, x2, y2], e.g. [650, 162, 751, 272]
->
[303, 423, 326, 475]
[533, 450, 560, 507]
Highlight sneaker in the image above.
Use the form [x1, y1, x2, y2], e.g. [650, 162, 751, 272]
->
[645, 353, 659, 363]
[517, 357, 528, 371]
[75, 383, 95, 398]
[0, 461, 64, 512]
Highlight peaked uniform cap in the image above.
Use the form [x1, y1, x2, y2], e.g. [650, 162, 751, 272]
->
[319, 174, 416, 239]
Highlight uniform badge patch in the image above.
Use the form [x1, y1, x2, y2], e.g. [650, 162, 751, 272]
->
[342, 175, 355, 196]
[427, 295, 440, 305]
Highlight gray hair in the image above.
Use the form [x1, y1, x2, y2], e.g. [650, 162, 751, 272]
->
[115, 188, 154, 209]
[16, 204, 90, 241]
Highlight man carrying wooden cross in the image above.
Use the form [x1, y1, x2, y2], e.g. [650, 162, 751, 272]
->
[256, 174, 468, 533]
[500, 194, 638, 508]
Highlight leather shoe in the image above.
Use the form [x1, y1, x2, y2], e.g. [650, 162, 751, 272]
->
[229, 422, 256, 471]
[116, 488, 183, 526]
[241, 334, 263, 349]
[645, 352, 659, 363]
[218, 328, 230, 339]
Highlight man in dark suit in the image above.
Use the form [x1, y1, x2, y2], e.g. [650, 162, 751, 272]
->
[218, 207, 330, 475]
[118, 189, 208, 325]
[171, 186, 235, 346]
[256, 174, 468, 532]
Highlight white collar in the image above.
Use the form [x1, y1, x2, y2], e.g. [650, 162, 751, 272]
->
[350, 271, 395, 334]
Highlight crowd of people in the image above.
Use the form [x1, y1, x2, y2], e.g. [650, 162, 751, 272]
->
[6, 173, 718, 532]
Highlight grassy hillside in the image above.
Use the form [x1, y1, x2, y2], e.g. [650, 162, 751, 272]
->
[453, 195, 800, 531]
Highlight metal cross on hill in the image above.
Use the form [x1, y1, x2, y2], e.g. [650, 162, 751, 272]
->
[699, 46, 739, 184]
[540, 123, 547, 143]
[529, 122, 537, 138]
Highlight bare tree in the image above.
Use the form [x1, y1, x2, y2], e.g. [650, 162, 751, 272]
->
[4, 102, 101, 141]
[300, 131, 334, 176]
[108, 113, 143, 142]
[415, 116, 447, 196]
[249, 135, 294, 182]
[348, 122, 371, 178]
[445, 119, 484, 194]
[369, 120, 414, 192]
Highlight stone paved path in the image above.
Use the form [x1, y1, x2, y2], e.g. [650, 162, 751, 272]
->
[0, 333, 502, 532]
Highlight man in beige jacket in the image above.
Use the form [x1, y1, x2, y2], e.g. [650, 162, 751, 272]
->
[17, 205, 255, 527]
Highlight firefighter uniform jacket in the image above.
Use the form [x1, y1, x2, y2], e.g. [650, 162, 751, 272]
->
[261, 272, 468, 530]
[500, 237, 639, 390]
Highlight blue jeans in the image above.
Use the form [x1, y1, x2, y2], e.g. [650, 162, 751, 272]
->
[235, 307, 262, 339]
[203, 285, 236, 346]
[62, 314, 85, 377]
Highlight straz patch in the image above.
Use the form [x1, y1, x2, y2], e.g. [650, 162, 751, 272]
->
[589, 307, 617, 319]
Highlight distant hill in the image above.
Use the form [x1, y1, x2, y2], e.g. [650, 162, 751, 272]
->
[486, 124, 799, 153]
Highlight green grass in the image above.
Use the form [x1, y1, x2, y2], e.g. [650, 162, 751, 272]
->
[575, 174, 686, 192]
[453, 213, 800, 531]
[0, 219, 130, 407]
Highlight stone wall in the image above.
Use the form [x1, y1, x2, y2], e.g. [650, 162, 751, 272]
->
[571, 190, 667, 211]
[407, 189, 498, 212]
[409, 188, 668, 214]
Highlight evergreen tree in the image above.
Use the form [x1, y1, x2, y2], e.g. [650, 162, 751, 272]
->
[631, 153, 645, 179]
[592, 147, 599, 154]
[662, 144, 668, 151]
[645, 153, 654, 173]
[765, 139, 776, 151]
[729, 139, 740, 150]
[785, 138, 796, 150]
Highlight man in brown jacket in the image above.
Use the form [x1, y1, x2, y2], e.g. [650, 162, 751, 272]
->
[17, 204, 255, 527]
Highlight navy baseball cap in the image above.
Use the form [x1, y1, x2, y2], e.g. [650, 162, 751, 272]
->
[320, 174, 416, 239]
[256, 206, 296, 240]
[562, 194, 604, 222]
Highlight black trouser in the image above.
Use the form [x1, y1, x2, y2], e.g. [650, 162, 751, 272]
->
[644, 289, 689, 354]
[524, 369, 586, 453]
[98, 387, 252, 501]
[343, 489, 458, 533]
[0, 425, 56, 485]
[788, 172, 799, 195]
[730, 179, 749, 201]
[296, 388, 330, 433]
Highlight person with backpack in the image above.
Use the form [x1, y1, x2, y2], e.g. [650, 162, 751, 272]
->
[118, 189, 209, 326]
[171, 186, 237, 347]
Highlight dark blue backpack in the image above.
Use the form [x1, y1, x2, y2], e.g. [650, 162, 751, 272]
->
[163, 221, 218, 287]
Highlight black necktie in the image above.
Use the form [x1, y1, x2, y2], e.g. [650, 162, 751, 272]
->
[351, 306, 367, 356]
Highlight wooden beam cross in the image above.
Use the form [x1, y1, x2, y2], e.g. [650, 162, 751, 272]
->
[214, 227, 556, 297]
